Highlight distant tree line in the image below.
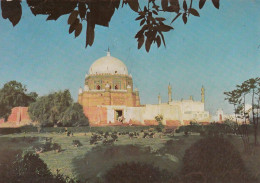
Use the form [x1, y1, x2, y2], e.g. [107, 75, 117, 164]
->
[0, 81, 88, 127]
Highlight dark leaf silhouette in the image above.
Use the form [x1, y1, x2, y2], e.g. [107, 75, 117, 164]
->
[199, 0, 206, 9]
[1, 0, 22, 27]
[155, 17, 166, 22]
[156, 35, 161, 48]
[140, 19, 145, 26]
[161, 0, 168, 11]
[136, 15, 144, 20]
[69, 18, 79, 34]
[127, 0, 139, 12]
[158, 31, 166, 47]
[78, 2, 86, 19]
[152, 10, 158, 15]
[137, 34, 144, 49]
[183, 0, 187, 11]
[135, 29, 144, 39]
[190, 8, 200, 17]
[182, 13, 187, 24]
[75, 23, 82, 38]
[69, 24, 75, 34]
[158, 24, 173, 32]
[68, 10, 79, 25]
[212, 0, 220, 9]
[169, 0, 180, 13]
[145, 37, 152, 52]
[27, 1, 77, 20]
[86, 23, 95, 47]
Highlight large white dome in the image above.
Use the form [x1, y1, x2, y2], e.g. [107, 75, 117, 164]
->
[89, 52, 128, 75]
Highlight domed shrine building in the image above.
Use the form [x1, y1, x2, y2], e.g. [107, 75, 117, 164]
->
[78, 51, 210, 126]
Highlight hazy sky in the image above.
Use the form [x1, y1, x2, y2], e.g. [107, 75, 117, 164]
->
[0, 0, 259, 114]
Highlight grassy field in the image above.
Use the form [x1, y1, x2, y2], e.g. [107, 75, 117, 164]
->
[0, 129, 260, 182]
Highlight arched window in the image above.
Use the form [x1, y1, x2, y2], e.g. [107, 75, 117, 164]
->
[96, 85, 101, 90]
[115, 85, 118, 90]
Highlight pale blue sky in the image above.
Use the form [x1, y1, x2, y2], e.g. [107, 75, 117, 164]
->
[0, 0, 259, 114]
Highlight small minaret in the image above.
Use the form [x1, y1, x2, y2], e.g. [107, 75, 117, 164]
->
[168, 83, 172, 103]
[201, 86, 205, 103]
[107, 47, 110, 56]
[135, 88, 140, 106]
[78, 87, 83, 94]
[158, 93, 161, 104]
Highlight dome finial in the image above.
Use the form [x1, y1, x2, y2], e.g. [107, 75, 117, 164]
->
[107, 47, 110, 56]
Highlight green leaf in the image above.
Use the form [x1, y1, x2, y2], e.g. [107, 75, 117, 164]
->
[190, 8, 200, 17]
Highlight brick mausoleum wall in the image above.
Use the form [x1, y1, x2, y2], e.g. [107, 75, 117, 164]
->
[7, 107, 31, 123]
[0, 107, 31, 127]
[166, 120, 181, 127]
[83, 106, 107, 126]
[144, 120, 158, 126]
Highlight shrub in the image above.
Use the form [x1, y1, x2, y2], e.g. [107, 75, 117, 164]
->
[103, 162, 171, 183]
[34, 142, 62, 153]
[53, 143, 62, 152]
[155, 114, 164, 132]
[0, 150, 78, 183]
[103, 139, 114, 145]
[175, 128, 180, 133]
[181, 136, 252, 183]
[90, 134, 102, 145]
[72, 140, 82, 147]
[111, 134, 118, 141]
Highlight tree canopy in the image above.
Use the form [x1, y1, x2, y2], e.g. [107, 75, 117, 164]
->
[0, 80, 38, 120]
[224, 77, 260, 149]
[1, 0, 219, 52]
[28, 89, 88, 127]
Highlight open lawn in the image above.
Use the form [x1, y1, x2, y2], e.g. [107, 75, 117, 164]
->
[0, 128, 260, 182]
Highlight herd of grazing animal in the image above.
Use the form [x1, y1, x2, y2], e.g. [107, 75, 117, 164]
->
[34, 128, 175, 154]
